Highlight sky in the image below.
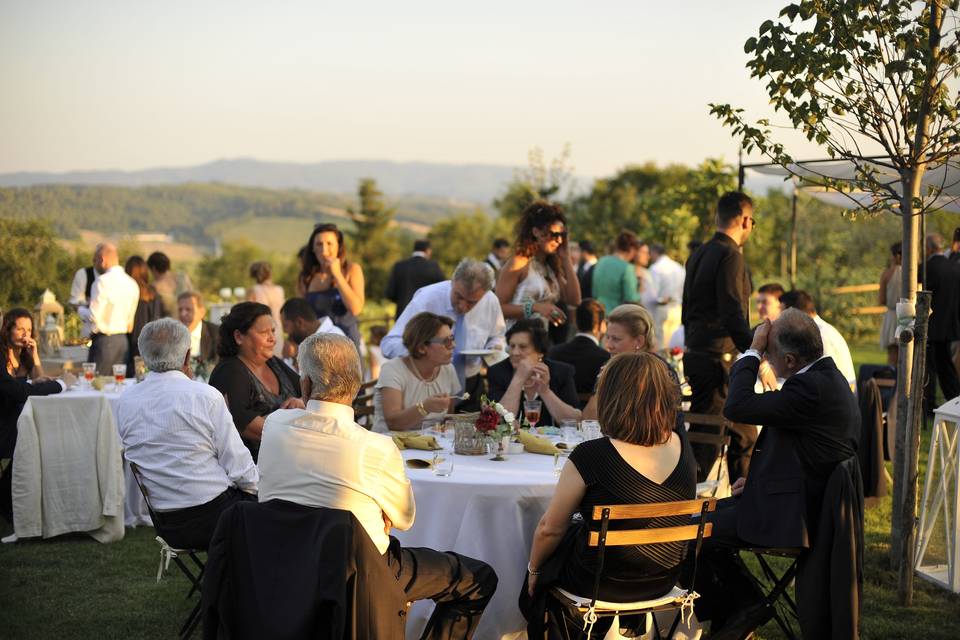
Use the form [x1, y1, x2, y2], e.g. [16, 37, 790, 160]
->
[0, 0, 825, 178]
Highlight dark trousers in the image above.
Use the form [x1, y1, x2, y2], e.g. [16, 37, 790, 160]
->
[88, 333, 130, 376]
[154, 487, 257, 551]
[684, 352, 758, 483]
[925, 340, 960, 414]
[691, 499, 766, 631]
[386, 538, 498, 640]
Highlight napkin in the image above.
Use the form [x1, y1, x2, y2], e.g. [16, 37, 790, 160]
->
[517, 429, 560, 455]
[390, 432, 442, 451]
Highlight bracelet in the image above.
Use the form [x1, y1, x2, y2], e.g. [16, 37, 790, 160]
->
[523, 299, 534, 319]
[416, 401, 429, 417]
[527, 562, 541, 576]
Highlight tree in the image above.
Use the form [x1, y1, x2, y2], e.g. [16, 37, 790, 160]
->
[347, 178, 404, 299]
[709, 0, 960, 604]
[0, 218, 86, 312]
[427, 209, 512, 275]
[493, 145, 575, 223]
[193, 239, 265, 297]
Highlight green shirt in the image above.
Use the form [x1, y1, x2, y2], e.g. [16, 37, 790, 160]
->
[590, 254, 639, 312]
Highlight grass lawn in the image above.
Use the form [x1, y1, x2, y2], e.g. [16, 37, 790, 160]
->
[1, 344, 957, 638]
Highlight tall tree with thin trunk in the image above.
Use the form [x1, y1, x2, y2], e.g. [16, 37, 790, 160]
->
[709, 0, 960, 605]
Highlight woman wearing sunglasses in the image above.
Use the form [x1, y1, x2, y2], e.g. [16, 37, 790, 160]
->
[373, 312, 459, 433]
[495, 201, 581, 342]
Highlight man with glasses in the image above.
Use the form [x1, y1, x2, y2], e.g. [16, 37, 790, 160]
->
[681, 191, 759, 484]
[381, 259, 505, 411]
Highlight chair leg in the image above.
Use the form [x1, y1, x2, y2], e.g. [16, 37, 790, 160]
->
[749, 555, 800, 640]
[179, 599, 202, 639]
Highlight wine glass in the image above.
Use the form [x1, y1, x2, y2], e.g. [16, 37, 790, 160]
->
[82, 363, 96, 389]
[112, 364, 126, 393]
[523, 399, 542, 430]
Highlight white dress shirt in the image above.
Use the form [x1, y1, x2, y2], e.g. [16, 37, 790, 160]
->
[380, 280, 506, 378]
[70, 267, 96, 338]
[813, 315, 857, 388]
[189, 321, 203, 359]
[649, 254, 686, 305]
[115, 370, 259, 511]
[315, 317, 346, 337]
[257, 399, 416, 554]
[78, 265, 140, 336]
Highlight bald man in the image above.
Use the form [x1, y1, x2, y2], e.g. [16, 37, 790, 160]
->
[79, 242, 140, 375]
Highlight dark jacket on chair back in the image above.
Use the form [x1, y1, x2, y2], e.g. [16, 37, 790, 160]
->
[723, 355, 858, 549]
[202, 501, 407, 640]
[547, 335, 610, 399]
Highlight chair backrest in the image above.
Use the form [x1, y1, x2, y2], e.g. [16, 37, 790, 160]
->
[587, 498, 717, 547]
[683, 413, 730, 448]
[352, 391, 375, 430]
[127, 459, 162, 523]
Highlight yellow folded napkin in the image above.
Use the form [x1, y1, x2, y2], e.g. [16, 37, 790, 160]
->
[517, 429, 560, 455]
[390, 431, 441, 451]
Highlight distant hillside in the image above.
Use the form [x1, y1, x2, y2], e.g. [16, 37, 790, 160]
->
[0, 158, 528, 204]
[0, 183, 478, 247]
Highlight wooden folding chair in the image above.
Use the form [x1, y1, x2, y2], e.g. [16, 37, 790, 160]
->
[128, 461, 205, 639]
[550, 498, 717, 639]
[352, 391, 375, 430]
[684, 413, 731, 495]
[735, 547, 803, 640]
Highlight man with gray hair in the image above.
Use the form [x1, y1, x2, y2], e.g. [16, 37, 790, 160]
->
[258, 333, 498, 639]
[381, 259, 505, 409]
[694, 309, 859, 634]
[115, 318, 258, 550]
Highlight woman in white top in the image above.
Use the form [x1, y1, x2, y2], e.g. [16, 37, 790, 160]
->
[496, 201, 581, 334]
[247, 261, 285, 357]
[373, 312, 460, 433]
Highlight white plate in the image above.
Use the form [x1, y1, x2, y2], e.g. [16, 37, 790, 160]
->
[459, 349, 496, 356]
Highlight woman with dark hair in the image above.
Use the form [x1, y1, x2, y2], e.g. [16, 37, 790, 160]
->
[295, 223, 365, 346]
[373, 312, 459, 433]
[495, 201, 581, 341]
[209, 302, 303, 461]
[522, 352, 696, 638]
[124, 255, 165, 366]
[486, 318, 579, 427]
[1, 309, 43, 381]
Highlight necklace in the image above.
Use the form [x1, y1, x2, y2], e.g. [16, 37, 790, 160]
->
[405, 356, 440, 383]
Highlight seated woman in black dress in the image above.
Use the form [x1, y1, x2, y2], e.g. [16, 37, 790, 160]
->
[1, 308, 45, 381]
[523, 352, 696, 639]
[209, 302, 303, 462]
[486, 318, 579, 427]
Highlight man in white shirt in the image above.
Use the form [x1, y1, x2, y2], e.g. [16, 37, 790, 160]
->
[279, 297, 346, 347]
[381, 259, 505, 410]
[79, 242, 140, 375]
[648, 243, 686, 349]
[781, 290, 857, 390]
[116, 318, 258, 550]
[258, 333, 497, 639]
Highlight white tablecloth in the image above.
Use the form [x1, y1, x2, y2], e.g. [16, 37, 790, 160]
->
[394, 447, 560, 640]
[36, 380, 152, 528]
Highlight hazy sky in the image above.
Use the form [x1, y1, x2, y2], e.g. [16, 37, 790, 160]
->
[1, 0, 824, 177]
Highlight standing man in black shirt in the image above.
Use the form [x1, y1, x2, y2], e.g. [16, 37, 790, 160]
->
[384, 239, 446, 320]
[682, 191, 761, 482]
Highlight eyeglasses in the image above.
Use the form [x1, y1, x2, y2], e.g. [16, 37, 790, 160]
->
[548, 230, 567, 240]
[426, 336, 456, 348]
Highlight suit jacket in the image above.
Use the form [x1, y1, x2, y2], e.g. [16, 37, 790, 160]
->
[577, 262, 595, 300]
[486, 357, 579, 427]
[0, 371, 62, 458]
[385, 255, 446, 319]
[202, 500, 407, 640]
[681, 232, 753, 354]
[925, 254, 960, 342]
[199, 320, 220, 366]
[547, 335, 610, 398]
[723, 355, 858, 549]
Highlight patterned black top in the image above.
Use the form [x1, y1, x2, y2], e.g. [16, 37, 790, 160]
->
[560, 432, 697, 600]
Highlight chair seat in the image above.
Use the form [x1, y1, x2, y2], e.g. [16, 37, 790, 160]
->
[553, 584, 691, 612]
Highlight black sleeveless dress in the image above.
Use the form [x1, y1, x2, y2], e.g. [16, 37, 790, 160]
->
[559, 433, 697, 601]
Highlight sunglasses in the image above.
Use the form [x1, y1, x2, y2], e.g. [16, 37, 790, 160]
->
[426, 336, 456, 347]
[547, 230, 567, 240]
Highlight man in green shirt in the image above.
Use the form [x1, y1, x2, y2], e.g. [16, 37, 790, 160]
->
[590, 230, 640, 313]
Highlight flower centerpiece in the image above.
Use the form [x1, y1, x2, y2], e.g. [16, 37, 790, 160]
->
[473, 395, 516, 461]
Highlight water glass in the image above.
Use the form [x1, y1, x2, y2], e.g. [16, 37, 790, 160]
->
[432, 451, 454, 477]
[560, 425, 581, 448]
[112, 364, 126, 392]
[581, 420, 602, 441]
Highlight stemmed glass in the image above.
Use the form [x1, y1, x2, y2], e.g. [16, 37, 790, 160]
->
[82, 363, 97, 390]
[112, 364, 126, 393]
[523, 399, 542, 430]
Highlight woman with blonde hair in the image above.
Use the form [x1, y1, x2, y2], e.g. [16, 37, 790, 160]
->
[581, 303, 657, 420]
[521, 352, 696, 638]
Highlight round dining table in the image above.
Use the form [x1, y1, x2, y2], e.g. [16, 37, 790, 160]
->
[394, 446, 560, 640]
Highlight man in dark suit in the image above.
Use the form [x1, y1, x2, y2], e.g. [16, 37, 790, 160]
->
[576, 240, 599, 300]
[547, 299, 610, 403]
[177, 292, 219, 368]
[0, 309, 71, 526]
[924, 233, 960, 415]
[681, 191, 765, 483]
[695, 309, 859, 634]
[385, 239, 446, 319]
